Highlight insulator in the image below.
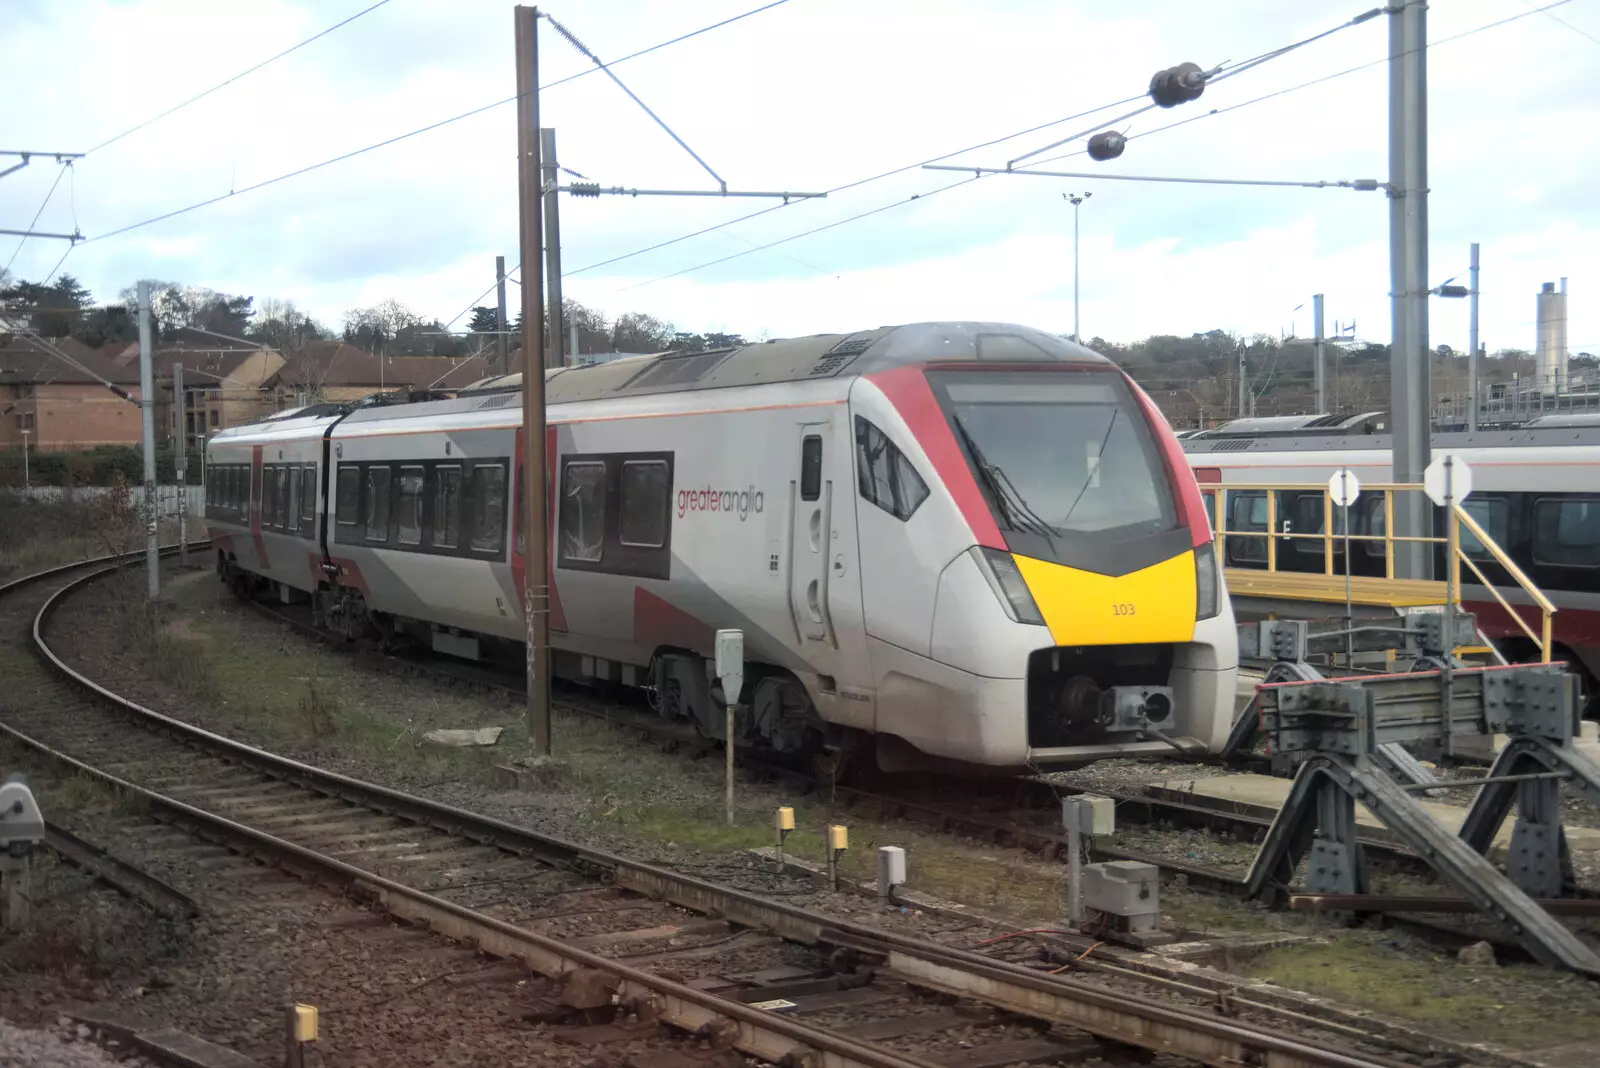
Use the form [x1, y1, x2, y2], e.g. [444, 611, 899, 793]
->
[569, 182, 601, 198]
[1437, 284, 1471, 298]
[1087, 131, 1126, 162]
[1149, 61, 1205, 108]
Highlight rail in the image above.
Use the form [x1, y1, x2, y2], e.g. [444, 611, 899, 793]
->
[1198, 480, 1555, 661]
[0, 554, 1414, 1068]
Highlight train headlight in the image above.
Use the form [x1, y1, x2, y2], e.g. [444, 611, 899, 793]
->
[1195, 542, 1220, 621]
[972, 547, 1046, 626]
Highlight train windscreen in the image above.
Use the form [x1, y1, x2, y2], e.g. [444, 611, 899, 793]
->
[929, 370, 1188, 572]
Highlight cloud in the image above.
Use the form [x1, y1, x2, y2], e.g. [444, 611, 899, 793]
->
[2, 0, 1594, 362]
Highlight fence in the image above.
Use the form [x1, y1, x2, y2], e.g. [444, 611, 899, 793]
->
[3, 484, 205, 520]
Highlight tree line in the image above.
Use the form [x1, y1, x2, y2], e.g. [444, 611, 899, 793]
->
[3, 270, 1589, 418]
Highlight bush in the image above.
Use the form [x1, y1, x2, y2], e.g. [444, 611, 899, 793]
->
[0, 443, 203, 487]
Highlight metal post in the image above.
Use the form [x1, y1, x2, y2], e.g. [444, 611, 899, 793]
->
[19, 429, 27, 487]
[1073, 199, 1080, 343]
[1313, 293, 1326, 414]
[1468, 242, 1480, 433]
[495, 255, 509, 375]
[1442, 456, 1459, 757]
[1064, 192, 1089, 343]
[542, 128, 564, 368]
[515, 5, 552, 756]
[173, 362, 188, 566]
[570, 321, 578, 364]
[725, 700, 736, 826]
[1067, 811, 1083, 925]
[1237, 348, 1247, 418]
[138, 281, 159, 599]
[1388, 0, 1432, 579]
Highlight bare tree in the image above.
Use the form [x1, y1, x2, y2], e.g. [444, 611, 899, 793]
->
[343, 298, 422, 355]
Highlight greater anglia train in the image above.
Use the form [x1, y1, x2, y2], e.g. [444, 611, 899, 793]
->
[206, 321, 1239, 774]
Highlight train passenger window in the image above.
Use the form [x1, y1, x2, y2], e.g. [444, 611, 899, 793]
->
[1289, 495, 1346, 554]
[1459, 497, 1509, 560]
[396, 467, 424, 546]
[800, 435, 823, 502]
[265, 466, 280, 529]
[855, 418, 928, 521]
[230, 466, 242, 513]
[277, 467, 290, 530]
[336, 467, 360, 526]
[1532, 498, 1600, 568]
[560, 461, 606, 562]
[619, 460, 669, 548]
[469, 464, 506, 553]
[1362, 497, 1387, 558]
[301, 465, 317, 525]
[433, 466, 462, 548]
[365, 467, 391, 542]
[286, 468, 301, 533]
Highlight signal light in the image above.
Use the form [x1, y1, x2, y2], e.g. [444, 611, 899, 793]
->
[1087, 131, 1126, 162]
[1149, 62, 1206, 108]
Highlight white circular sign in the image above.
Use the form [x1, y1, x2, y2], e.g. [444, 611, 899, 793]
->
[1424, 454, 1473, 507]
[1328, 468, 1361, 508]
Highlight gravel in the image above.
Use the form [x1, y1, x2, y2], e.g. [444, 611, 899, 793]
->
[0, 1020, 157, 1068]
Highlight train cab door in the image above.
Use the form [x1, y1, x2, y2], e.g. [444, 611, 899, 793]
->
[789, 424, 834, 648]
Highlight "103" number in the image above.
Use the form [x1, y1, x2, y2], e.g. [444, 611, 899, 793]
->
[1112, 603, 1136, 616]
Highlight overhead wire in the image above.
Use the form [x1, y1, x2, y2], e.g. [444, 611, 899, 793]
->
[1005, 6, 1382, 168]
[85, 0, 796, 244]
[84, 0, 397, 156]
[4, 160, 73, 278]
[606, 0, 1577, 295]
[1517, 0, 1600, 46]
[1029, 0, 1582, 169]
[440, 90, 1148, 322]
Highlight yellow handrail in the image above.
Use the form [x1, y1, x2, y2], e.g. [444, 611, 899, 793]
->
[1453, 503, 1556, 662]
[1198, 481, 1558, 662]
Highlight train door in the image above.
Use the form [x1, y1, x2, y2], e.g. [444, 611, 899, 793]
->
[790, 424, 833, 647]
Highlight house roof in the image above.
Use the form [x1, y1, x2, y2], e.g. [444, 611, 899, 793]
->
[266, 341, 489, 392]
[152, 342, 278, 386]
[0, 334, 143, 385]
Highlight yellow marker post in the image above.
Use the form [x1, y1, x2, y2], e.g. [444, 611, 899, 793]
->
[285, 1004, 318, 1068]
[827, 824, 849, 891]
[774, 806, 795, 873]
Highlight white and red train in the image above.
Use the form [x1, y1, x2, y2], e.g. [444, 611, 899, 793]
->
[205, 321, 1239, 773]
[1181, 412, 1600, 691]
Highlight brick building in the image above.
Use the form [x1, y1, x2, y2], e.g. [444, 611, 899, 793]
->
[155, 343, 285, 447]
[0, 335, 145, 451]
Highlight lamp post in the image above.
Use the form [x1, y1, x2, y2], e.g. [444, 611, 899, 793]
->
[1063, 192, 1091, 343]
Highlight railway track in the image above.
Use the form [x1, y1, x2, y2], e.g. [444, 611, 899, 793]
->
[238, 587, 1580, 972]
[2, 553, 1500, 1068]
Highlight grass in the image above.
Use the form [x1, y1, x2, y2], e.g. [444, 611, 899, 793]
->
[1244, 932, 1600, 1049]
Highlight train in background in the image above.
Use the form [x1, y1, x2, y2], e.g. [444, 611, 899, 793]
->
[205, 321, 1239, 776]
[1181, 411, 1600, 693]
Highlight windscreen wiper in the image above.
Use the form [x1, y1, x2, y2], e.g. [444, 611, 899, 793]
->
[952, 415, 1057, 548]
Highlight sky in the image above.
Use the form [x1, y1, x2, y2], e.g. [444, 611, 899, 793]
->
[3, 0, 1597, 361]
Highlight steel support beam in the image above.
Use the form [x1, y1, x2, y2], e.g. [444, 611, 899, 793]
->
[1246, 753, 1600, 975]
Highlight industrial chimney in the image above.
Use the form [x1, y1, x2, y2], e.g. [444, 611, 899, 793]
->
[1536, 279, 1568, 394]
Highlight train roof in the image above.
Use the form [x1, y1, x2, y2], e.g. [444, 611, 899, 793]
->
[1183, 420, 1600, 456]
[455, 321, 1109, 406]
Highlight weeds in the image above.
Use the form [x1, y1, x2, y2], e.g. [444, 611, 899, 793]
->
[295, 681, 340, 738]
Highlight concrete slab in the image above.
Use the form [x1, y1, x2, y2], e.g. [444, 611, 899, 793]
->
[1149, 773, 1600, 854]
